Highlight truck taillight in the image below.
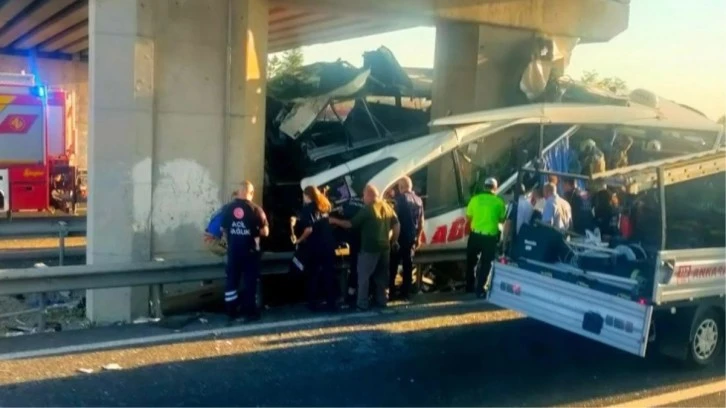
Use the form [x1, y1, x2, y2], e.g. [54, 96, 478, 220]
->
[500, 281, 521, 296]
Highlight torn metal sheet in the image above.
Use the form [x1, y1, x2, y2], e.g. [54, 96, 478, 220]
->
[279, 69, 371, 139]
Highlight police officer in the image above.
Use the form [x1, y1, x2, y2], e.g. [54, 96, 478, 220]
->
[465, 177, 506, 297]
[336, 196, 364, 306]
[295, 186, 338, 312]
[389, 176, 424, 301]
[221, 181, 269, 322]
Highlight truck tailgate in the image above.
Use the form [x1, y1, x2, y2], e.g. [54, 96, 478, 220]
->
[488, 262, 653, 357]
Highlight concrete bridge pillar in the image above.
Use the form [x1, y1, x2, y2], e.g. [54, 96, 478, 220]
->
[86, 0, 268, 324]
[427, 21, 577, 206]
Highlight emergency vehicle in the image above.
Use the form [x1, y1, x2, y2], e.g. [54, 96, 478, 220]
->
[0, 72, 79, 218]
[302, 90, 725, 366]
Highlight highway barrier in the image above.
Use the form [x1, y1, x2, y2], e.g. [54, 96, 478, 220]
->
[0, 247, 466, 329]
[0, 216, 86, 238]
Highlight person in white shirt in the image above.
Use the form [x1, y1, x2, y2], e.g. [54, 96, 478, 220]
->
[503, 184, 535, 255]
[541, 182, 572, 230]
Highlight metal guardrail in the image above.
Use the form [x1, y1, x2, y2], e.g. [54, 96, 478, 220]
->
[0, 216, 86, 238]
[0, 247, 464, 297]
[0, 246, 465, 329]
[0, 247, 85, 262]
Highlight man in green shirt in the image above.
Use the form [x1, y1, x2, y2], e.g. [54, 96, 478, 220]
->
[466, 177, 506, 297]
[330, 184, 400, 310]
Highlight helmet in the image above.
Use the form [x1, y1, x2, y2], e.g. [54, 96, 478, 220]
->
[645, 139, 662, 152]
[483, 177, 498, 190]
[580, 139, 597, 153]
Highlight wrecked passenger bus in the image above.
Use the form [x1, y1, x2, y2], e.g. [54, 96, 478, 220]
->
[302, 90, 722, 253]
[300, 90, 725, 366]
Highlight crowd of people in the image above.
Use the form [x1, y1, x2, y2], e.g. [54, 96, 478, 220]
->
[201, 137, 635, 323]
[203, 176, 427, 322]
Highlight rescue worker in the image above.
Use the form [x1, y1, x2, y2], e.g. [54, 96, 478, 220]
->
[502, 183, 534, 254]
[530, 185, 545, 223]
[330, 184, 400, 311]
[337, 196, 365, 306]
[204, 192, 237, 257]
[294, 186, 338, 312]
[542, 182, 572, 230]
[465, 177, 506, 297]
[608, 134, 634, 170]
[580, 139, 606, 176]
[389, 176, 424, 301]
[562, 178, 591, 234]
[49, 174, 67, 214]
[592, 184, 620, 240]
[221, 181, 269, 322]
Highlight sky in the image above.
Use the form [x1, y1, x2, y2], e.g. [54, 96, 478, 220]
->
[295, 0, 726, 120]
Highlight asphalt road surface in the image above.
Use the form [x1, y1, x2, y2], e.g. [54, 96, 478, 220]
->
[0, 296, 723, 407]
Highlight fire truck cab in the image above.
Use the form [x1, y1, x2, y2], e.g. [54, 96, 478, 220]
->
[0, 72, 78, 218]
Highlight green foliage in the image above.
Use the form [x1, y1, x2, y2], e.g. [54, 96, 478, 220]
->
[581, 70, 628, 94]
[267, 48, 304, 79]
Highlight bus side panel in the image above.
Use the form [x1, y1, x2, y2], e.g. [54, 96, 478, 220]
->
[488, 262, 653, 357]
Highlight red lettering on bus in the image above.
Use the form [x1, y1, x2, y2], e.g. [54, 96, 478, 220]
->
[447, 217, 466, 242]
[431, 225, 448, 244]
[424, 217, 472, 245]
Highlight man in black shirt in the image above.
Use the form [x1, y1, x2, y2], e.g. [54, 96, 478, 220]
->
[562, 178, 591, 234]
[221, 181, 269, 321]
[329, 193, 365, 306]
[389, 176, 424, 300]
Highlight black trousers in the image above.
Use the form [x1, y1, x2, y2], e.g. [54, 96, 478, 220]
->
[225, 253, 261, 317]
[347, 243, 360, 293]
[306, 250, 337, 309]
[389, 241, 415, 297]
[466, 232, 499, 294]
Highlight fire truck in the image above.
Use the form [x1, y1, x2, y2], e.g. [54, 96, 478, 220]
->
[0, 72, 79, 218]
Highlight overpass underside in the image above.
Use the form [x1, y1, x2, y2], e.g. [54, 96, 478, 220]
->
[79, 0, 630, 323]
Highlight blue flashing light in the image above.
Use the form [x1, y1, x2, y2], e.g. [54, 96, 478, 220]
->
[31, 85, 46, 98]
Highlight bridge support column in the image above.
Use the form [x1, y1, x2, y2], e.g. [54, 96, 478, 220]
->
[87, 0, 268, 324]
[427, 21, 576, 204]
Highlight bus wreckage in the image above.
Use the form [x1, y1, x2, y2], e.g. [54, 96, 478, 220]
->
[260, 46, 725, 367]
[293, 73, 724, 366]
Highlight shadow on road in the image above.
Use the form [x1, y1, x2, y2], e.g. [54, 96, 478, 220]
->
[0, 300, 723, 407]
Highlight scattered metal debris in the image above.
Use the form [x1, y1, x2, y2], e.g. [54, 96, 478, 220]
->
[102, 363, 122, 371]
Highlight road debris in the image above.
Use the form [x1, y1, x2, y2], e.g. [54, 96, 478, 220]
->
[77, 368, 94, 374]
[132, 317, 161, 324]
[102, 363, 122, 371]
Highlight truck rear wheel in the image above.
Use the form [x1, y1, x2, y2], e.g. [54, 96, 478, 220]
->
[687, 308, 723, 367]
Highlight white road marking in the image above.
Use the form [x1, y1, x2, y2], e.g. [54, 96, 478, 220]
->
[607, 380, 726, 407]
[0, 299, 491, 361]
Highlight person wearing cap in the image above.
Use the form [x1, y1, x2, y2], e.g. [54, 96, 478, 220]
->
[580, 139, 606, 176]
[466, 177, 506, 297]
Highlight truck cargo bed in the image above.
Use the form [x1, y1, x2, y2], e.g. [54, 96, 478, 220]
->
[488, 261, 653, 356]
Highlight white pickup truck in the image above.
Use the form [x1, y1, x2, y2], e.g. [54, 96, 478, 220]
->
[487, 149, 726, 366]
